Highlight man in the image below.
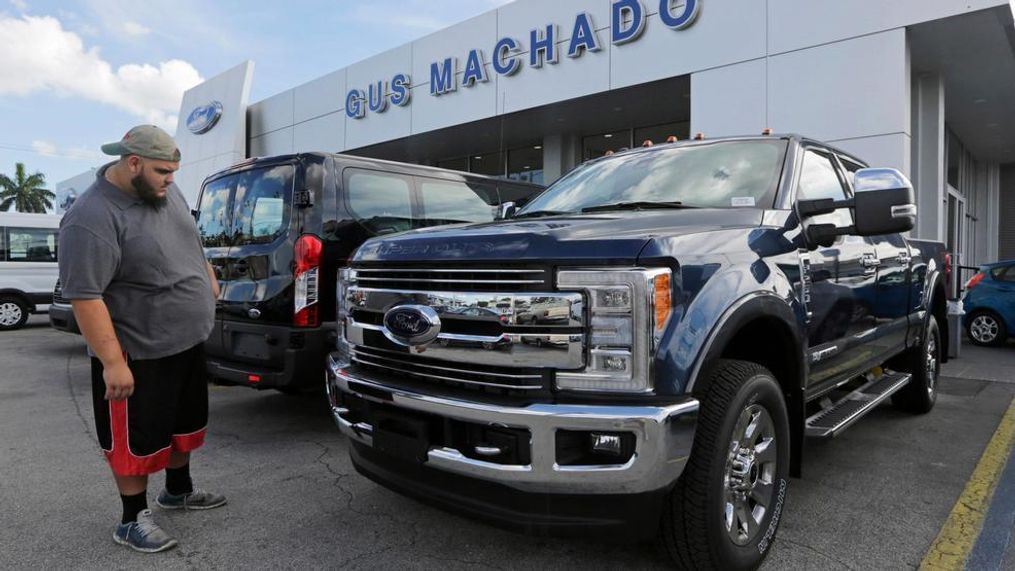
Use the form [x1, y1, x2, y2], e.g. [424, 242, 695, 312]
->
[58, 125, 224, 553]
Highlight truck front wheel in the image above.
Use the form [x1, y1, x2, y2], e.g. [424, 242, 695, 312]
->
[891, 314, 940, 413]
[661, 359, 790, 570]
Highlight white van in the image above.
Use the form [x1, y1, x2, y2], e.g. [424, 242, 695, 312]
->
[0, 212, 61, 330]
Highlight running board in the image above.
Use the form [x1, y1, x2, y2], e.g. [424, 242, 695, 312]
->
[805, 372, 912, 439]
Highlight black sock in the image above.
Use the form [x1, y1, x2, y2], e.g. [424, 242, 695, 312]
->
[165, 464, 193, 496]
[121, 491, 147, 524]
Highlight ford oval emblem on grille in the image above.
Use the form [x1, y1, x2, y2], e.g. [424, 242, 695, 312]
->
[382, 305, 441, 346]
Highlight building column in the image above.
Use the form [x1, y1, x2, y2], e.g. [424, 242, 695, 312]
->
[543, 133, 581, 183]
[911, 74, 946, 241]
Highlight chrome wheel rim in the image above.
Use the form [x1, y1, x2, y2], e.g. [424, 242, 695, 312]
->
[925, 331, 938, 395]
[970, 315, 999, 343]
[723, 403, 778, 546]
[0, 302, 23, 326]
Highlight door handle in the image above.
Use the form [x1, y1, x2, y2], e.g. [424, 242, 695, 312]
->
[861, 254, 880, 273]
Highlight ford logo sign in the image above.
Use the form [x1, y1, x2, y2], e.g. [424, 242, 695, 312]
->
[186, 101, 224, 135]
[382, 305, 441, 346]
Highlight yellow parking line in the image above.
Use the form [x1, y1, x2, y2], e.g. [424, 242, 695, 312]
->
[920, 397, 1015, 571]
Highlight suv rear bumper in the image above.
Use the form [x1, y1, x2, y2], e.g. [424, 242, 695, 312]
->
[49, 302, 80, 334]
[206, 320, 332, 389]
[326, 352, 698, 517]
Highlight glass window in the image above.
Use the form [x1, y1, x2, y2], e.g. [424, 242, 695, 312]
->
[437, 157, 468, 172]
[196, 177, 233, 247]
[582, 130, 630, 161]
[418, 178, 497, 224]
[346, 169, 414, 235]
[634, 121, 690, 147]
[5, 227, 58, 262]
[469, 151, 504, 177]
[839, 158, 865, 188]
[232, 165, 294, 245]
[507, 145, 544, 185]
[797, 150, 851, 227]
[497, 181, 544, 208]
[520, 140, 788, 214]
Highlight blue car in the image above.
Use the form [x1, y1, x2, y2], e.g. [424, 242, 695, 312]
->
[962, 260, 1015, 346]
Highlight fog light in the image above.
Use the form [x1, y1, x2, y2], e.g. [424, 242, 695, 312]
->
[591, 433, 623, 456]
[603, 356, 627, 371]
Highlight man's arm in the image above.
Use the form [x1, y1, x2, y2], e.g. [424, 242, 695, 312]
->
[206, 261, 221, 299]
[71, 299, 134, 400]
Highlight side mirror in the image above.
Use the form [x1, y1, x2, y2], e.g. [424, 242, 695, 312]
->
[797, 167, 916, 247]
[851, 168, 916, 235]
[496, 202, 517, 220]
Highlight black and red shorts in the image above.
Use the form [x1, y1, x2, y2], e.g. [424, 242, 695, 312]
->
[91, 343, 208, 476]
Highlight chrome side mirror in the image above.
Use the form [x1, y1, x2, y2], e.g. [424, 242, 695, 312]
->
[496, 202, 517, 220]
[851, 168, 916, 236]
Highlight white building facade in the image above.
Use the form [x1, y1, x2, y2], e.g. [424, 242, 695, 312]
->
[110, 1, 1015, 276]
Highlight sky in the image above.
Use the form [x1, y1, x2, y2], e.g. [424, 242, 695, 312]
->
[0, 0, 512, 190]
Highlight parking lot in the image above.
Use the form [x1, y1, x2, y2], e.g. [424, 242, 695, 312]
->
[1, 314, 1012, 569]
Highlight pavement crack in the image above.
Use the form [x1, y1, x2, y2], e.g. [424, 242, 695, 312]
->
[64, 351, 96, 444]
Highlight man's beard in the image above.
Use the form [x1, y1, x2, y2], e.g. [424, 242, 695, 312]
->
[131, 173, 168, 209]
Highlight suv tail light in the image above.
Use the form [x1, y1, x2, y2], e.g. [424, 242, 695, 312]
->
[294, 235, 323, 327]
[965, 271, 985, 291]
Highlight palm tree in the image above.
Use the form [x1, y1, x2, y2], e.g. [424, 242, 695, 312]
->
[0, 163, 53, 213]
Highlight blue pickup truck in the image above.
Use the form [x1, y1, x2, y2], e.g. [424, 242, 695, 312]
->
[326, 134, 949, 569]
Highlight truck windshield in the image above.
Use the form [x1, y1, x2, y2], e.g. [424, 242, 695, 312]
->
[517, 140, 788, 215]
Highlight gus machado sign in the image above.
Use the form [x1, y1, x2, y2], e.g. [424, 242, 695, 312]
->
[345, 0, 700, 119]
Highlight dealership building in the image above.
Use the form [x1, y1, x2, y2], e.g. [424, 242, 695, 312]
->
[65, 0, 1015, 274]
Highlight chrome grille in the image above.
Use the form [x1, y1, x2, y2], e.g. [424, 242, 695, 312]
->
[352, 267, 549, 292]
[350, 345, 546, 391]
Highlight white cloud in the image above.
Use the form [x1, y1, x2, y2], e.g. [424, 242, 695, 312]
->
[122, 20, 150, 36]
[31, 140, 105, 161]
[0, 14, 202, 132]
[9, 0, 28, 12]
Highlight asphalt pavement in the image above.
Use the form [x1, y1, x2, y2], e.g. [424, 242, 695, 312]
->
[0, 314, 1012, 569]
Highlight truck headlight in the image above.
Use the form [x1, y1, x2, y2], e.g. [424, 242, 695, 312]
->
[556, 268, 672, 392]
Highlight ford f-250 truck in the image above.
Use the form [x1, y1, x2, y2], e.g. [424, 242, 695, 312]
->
[325, 134, 949, 569]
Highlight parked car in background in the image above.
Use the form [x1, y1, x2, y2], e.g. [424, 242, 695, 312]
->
[962, 260, 1015, 346]
[0, 212, 60, 331]
[197, 152, 543, 393]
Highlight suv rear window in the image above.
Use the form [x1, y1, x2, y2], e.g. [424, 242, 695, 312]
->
[197, 164, 294, 247]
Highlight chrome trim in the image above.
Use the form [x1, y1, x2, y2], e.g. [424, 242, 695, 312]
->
[355, 268, 544, 275]
[473, 446, 504, 457]
[357, 277, 545, 285]
[351, 355, 543, 390]
[352, 346, 541, 380]
[347, 288, 583, 328]
[327, 355, 699, 494]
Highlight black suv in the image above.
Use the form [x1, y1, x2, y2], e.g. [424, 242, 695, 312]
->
[196, 152, 543, 393]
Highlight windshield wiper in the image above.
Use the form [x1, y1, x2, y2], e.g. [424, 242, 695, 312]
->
[511, 209, 572, 219]
[580, 200, 696, 213]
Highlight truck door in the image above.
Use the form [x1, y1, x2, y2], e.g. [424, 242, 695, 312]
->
[837, 156, 911, 361]
[195, 175, 235, 354]
[797, 148, 878, 388]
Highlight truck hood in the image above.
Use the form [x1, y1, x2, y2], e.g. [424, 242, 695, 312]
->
[353, 208, 765, 264]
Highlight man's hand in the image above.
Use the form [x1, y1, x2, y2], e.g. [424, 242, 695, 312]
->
[104, 361, 135, 400]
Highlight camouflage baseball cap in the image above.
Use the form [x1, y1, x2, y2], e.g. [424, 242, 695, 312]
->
[101, 125, 181, 161]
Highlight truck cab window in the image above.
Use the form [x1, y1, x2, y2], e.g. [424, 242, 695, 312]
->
[797, 150, 852, 228]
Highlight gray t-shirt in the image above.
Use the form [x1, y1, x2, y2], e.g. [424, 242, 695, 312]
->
[58, 163, 215, 360]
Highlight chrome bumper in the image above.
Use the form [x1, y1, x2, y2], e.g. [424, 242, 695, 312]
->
[326, 354, 698, 495]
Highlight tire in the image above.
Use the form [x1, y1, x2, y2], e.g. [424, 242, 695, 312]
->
[0, 295, 30, 331]
[966, 310, 1006, 347]
[660, 360, 791, 570]
[892, 315, 940, 414]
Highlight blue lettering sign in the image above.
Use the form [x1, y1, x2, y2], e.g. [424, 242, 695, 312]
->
[390, 73, 411, 106]
[612, 0, 646, 45]
[659, 0, 699, 29]
[493, 37, 522, 76]
[345, 89, 365, 119]
[430, 57, 457, 95]
[529, 25, 558, 68]
[462, 49, 489, 87]
[567, 13, 602, 58]
[368, 80, 388, 113]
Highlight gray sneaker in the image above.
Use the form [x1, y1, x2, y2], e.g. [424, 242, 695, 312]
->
[113, 509, 178, 553]
[155, 488, 227, 511]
